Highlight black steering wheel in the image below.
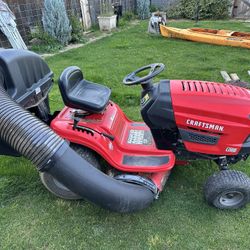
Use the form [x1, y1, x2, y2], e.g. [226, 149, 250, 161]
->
[123, 63, 165, 86]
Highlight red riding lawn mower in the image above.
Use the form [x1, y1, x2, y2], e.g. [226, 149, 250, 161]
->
[0, 49, 250, 213]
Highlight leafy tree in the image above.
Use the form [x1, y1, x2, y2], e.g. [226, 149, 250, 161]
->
[42, 0, 72, 45]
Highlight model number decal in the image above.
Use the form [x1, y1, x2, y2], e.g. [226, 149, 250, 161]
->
[127, 130, 152, 145]
[226, 147, 237, 153]
[186, 119, 224, 132]
[141, 94, 150, 106]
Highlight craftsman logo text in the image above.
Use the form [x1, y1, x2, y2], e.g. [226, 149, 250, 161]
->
[186, 119, 224, 132]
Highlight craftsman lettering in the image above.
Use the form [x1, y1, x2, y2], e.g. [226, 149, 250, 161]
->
[186, 119, 224, 132]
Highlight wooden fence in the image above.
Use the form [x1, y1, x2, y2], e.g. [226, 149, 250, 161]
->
[0, 0, 81, 48]
[0, 0, 135, 48]
[89, 0, 136, 24]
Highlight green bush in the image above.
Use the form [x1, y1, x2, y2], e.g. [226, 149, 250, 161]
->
[150, 4, 158, 13]
[118, 18, 128, 28]
[30, 25, 63, 53]
[69, 14, 85, 43]
[166, 0, 231, 20]
[122, 12, 136, 21]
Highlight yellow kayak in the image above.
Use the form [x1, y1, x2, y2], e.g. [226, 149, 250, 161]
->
[160, 25, 250, 49]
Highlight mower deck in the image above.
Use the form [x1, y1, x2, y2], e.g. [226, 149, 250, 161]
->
[51, 102, 175, 173]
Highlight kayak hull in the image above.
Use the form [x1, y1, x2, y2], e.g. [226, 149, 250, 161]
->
[160, 25, 250, 49]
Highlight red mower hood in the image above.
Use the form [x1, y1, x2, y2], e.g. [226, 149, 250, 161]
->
[170, 80, 250, 155]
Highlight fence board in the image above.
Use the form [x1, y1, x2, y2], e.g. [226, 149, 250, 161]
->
[1, 0, 81, 48]
[0, 0, 136, 48]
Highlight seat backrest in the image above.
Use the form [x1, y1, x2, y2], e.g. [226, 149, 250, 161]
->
[59, 65, 111, 113]
[59, 66, 83, 105]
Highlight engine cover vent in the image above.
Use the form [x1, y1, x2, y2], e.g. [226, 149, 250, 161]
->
[179, 129, 219, 145]
[181, 80, 250, 98]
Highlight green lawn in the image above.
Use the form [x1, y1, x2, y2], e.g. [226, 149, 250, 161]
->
[1, 20, 250, 250]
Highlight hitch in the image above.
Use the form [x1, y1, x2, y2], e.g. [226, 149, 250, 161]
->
[215, 156, 229, 170]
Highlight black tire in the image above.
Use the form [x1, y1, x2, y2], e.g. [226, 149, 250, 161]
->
[204, 170, 250, 210]
[40, 144, 102, 200]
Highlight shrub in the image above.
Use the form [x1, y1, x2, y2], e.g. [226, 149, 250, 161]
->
[166, 0, 231, 20]
[42, 0, 72, 45]
[150, 4, 158, 13]
[199, 0, 231, 19]
[69, 14, 85, 43]
[123, 12, 135, 21]
[30, 25, 63, 53]
[137, 0, 150, 19]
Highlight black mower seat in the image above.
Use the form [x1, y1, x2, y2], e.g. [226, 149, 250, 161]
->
[59, 66, 111, 113]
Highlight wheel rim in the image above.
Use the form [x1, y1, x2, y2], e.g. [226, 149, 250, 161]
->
[53, 178, 71, 191]
[219, 191, 244, 207]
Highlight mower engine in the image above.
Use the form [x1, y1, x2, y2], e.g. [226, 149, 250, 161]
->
[141, 79, 250, 167]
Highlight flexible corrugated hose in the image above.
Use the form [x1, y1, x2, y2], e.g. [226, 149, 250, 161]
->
[0, 85, 64, 169]
[0, 85, 155, 212]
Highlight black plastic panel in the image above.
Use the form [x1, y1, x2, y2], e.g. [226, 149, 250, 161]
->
[140, 80, 178, 150]
[0, 49, 53, 109]
[179, 129, 219, 145]
[239, 135, 250, 154]
[0, 49, 54, 156]
[141, 80, 176, 129]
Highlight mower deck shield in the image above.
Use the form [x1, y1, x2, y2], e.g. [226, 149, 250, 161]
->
[51, 102, 175, 173]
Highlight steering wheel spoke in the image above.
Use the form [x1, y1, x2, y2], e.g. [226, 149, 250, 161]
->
[126, 73, 140, 83]
[150, 63, 158, 74]
[123, 63, 165, 86]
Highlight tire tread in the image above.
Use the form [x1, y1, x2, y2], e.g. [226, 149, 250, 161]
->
[204, 170, 250, 209]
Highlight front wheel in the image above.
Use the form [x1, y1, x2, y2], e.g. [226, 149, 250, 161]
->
[204, 170, 250, 210]
[40, 144, 102, 200]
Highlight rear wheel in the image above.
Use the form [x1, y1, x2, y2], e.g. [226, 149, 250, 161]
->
[40, 144, 102, 200]
[204, 170, 250, 210]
